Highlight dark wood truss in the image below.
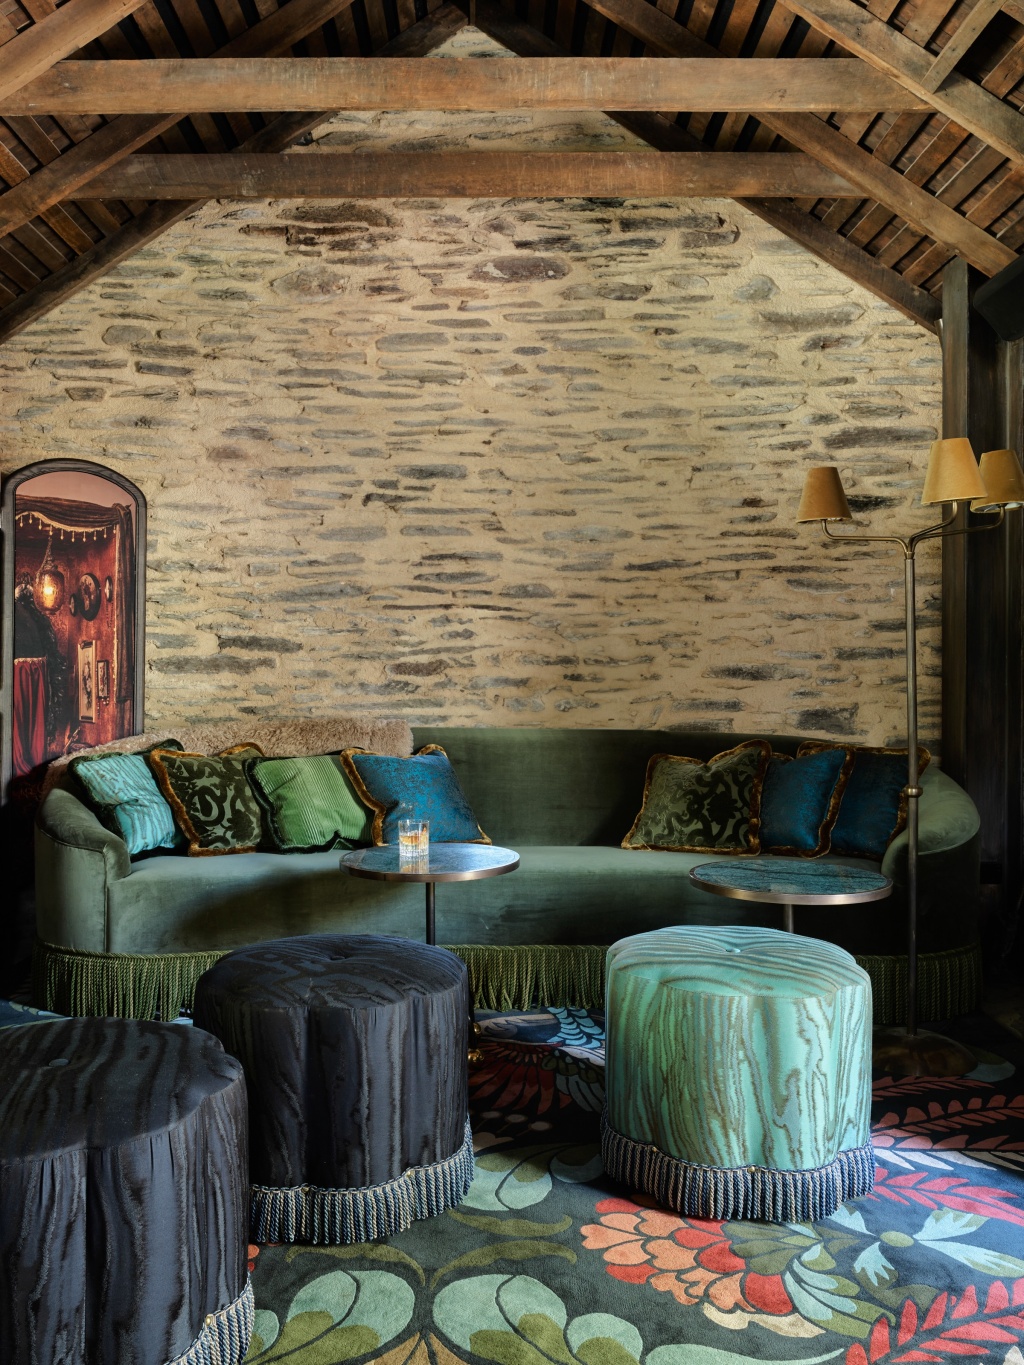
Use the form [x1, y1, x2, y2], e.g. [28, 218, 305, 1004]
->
[2, 0, 1023, 340]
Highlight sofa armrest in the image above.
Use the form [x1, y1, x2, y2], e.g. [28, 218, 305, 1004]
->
[879, 766, 981, 952]
[880, 767, 981, 878]
[35, 787, 131, 953]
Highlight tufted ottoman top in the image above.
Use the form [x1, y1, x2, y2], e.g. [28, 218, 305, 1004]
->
[195, 932, 467, 1011]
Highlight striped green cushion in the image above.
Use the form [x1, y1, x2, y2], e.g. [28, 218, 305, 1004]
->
[71, 744, 183, 856]
[247, 755, 372, 852]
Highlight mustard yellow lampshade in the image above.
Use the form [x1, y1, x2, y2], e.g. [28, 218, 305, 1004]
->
[797, 466, 852, 522]
[921, 437, 988, 505]
[971, 448, 1024, 511]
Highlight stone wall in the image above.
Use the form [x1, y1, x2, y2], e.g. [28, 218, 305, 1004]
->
[0, 30, 944, 744]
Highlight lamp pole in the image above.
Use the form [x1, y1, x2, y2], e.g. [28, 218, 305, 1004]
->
[799, 442, 1024, 1078]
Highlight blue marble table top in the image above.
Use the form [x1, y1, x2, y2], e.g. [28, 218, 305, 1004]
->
[689, 856, 892, 906]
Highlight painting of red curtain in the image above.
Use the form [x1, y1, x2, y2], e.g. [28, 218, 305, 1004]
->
[2, 461, 146, 804]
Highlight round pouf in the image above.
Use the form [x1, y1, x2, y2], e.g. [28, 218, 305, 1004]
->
[0, 1017, 252, 1365]
[193, 934, 473, 1245]
[602, 925, 874, 1222]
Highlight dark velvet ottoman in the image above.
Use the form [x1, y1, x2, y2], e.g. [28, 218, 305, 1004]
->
[0, 1017, 252, 1365]
[193, 933, 474, 1244]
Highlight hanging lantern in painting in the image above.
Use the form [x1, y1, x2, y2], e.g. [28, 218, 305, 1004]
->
[33, 530, 65, 613]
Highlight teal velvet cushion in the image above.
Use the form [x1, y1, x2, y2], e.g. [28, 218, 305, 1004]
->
[70, 740, 184, 856]
[148, 744, 266, 857]
[760, 747, 854, 857]
[798, 741, 930, 859]
[339, 745, 490, 845]
[621, 741, 771, 853]
[247, 755, 372, 853]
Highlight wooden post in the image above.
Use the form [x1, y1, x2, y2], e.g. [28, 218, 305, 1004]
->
[941, 257, 1024, 938]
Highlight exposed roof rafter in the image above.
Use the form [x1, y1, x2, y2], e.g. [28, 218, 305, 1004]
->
[780, 0, 1024, 166]
[0, 0, 1020, 340]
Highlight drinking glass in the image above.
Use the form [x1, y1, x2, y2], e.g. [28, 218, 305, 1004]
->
[398, 818, 429, 866]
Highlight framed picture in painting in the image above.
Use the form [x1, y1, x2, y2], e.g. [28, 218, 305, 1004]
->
[1, 459, 146, 804]
[78, 642, 96, 723]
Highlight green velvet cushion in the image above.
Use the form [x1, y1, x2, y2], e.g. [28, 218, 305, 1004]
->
[70, 740, 184, 856]
[760, 747, 853, 857]
[247, 755, 371, 852]
[148, 744, 265, 857]
[798, 741, 930, 859]
[340, 745, 489, 845]
[621, 740, 771, 853]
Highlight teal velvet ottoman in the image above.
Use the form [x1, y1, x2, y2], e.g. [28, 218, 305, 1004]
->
[602, 926, 874, 1222]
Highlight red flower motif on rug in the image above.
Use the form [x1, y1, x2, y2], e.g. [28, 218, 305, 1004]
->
[580, 1196, 794, 1315]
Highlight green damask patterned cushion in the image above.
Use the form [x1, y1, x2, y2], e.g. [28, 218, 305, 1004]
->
[621, 741, 772, 853]
[148, 743, 266, 856]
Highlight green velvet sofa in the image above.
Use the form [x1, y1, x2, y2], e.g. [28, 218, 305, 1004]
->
[33, 725, 982, 1024]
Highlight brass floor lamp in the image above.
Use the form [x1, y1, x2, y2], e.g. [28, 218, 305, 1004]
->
[798, 439, 1024, 1078]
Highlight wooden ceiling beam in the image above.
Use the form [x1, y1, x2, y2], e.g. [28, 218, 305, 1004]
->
[474, 3, 941, 330]
[780, 0, 1024, 166]
[0, 56, 929, 114]
[0, 0, 154, 102]
[580, 0, 1016, 274]
[920, 0, 1003, 92]
[0, 0, 366, 243]
[73, 149, 859, 197]
[0, 3, 468, 345]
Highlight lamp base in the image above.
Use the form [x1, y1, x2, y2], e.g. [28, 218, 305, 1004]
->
[873, 1026, 976, 1078]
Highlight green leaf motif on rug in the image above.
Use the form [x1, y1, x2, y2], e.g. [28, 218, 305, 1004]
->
[462, 1149, 555, 1211]
[434, 1274, 644, 1365]
[430, 1239, 577, 1290]
[247, 1270, 414, 1363]
[448, 1212, 575, 1239]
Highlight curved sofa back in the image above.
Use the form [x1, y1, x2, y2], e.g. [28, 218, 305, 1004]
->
[411, 727, 807, 848]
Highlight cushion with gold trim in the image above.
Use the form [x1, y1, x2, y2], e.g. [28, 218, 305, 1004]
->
[796, 741, 930, 859]
[339, 744, 490, 846]
[621, 740, 771, 853]
[247, 754, 372, 853]
[147, 743, 266, 857]
[760, 746, 855, 858]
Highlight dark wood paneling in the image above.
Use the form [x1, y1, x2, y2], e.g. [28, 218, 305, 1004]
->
[941, 256, 1024, 929]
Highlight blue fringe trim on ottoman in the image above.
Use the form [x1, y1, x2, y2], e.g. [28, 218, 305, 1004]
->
[601, 1115, 875, 1223]
[250, 1118, 475, 1244]
[167, 1276, 254, 1365]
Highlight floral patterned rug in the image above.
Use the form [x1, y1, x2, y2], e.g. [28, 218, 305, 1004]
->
[245, 1008, 1024, 1365]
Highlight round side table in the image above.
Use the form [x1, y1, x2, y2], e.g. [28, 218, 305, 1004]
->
[689, 855, 892, 934]
[341, 842, 520, 945]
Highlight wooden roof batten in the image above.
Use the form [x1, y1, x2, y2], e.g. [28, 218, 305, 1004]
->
[1, 0, 1022, 343]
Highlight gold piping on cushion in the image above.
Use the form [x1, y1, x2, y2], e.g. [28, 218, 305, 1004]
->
[797, 740, 930, 853]
[761, 747, 857, 859]
[620, 739, 772, 854]
[338, 744, 491, 847]
[147, 743, 266, 857]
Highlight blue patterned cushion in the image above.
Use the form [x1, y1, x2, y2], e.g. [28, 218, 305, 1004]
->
[339, 745, 490, 846]
[797, 741, 930, 859]
[760, 747, 854, 857]
[70, 741, 184, 856]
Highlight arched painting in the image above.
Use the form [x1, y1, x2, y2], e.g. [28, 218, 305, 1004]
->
[1, 460, 146, 804]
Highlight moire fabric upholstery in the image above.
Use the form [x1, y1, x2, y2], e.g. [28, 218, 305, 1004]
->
[193, 934, 471, 1243]
[0, 1017, 251, 1365]
[602, 926, 874, 1222]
